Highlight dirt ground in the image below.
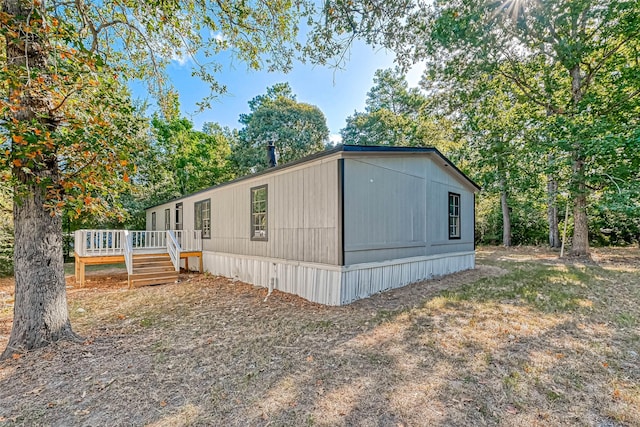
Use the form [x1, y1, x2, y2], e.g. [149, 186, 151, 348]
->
[0, 246, 639, 426]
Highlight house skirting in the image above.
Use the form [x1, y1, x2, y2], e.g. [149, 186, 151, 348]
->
[202, 251, 475, 306]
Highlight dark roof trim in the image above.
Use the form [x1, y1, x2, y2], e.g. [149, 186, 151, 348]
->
[145, 144, 480, 210]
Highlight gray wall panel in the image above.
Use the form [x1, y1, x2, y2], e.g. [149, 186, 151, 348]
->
[147, 158, 340, 265]
[343, 159, 427, 265]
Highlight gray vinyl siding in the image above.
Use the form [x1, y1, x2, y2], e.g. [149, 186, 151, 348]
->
[343, 155, 475, 265]
[146, 150, 476, 268]
[146, 157, 340, 265]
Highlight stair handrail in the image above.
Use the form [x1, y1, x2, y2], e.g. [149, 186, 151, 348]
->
[166, 230, 181, 272]
[123, 230, 133, 275]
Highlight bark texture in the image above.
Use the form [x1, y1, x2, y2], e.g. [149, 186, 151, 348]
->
[1, 0, 77, 358]
[569, 65, 590, 256]
[571, 164, 590, 256]
[2, 171, 76, 357]
[500, 189, 511, 247]
[547, 174, 560, 248]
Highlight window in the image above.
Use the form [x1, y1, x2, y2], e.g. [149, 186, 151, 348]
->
[251, 185, 268, 240]
[194, 199, 211, 239]
[151, 212, 157, 231]
[164, 209, 170, 230]
[449, 192, 461, 239]
[175, 203, 183, 230]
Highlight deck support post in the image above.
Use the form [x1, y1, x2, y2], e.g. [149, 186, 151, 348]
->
[179, 252, 204, 273]
[74, 252, 86, 287]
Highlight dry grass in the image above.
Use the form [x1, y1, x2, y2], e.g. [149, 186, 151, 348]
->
[0, 246, 639, 426]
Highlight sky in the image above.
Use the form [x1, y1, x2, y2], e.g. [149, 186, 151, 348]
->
[132, 41, 423, 143]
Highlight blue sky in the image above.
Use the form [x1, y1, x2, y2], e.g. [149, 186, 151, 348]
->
[132, 41, 423, 143]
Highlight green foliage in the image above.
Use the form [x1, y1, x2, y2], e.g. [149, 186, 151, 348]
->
[316, 0, 640, 252]
[475, 193, 548, 246]
[106, 116, 235, 229]
[230, 83, 329, 175]
[341, 68, 458, 154]
[0, 16, 145, 222]
[1, 0, 312, 215]
[45, 0, 314, 111]
[151, 117, 233, 195]
[589, 189, 640, 247]
[0, 181, 12, 276]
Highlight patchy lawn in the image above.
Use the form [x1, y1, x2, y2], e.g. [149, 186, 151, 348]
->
[0, 246, 639, 426]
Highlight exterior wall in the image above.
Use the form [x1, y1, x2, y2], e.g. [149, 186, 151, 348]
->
[202, 249, 474, 306]
[145, 148, 478, 305]
[146, 155, 341, 265]
[343, 155, 475, 265]
[202, 251, 343, 305]
[340, 251, 475, 305]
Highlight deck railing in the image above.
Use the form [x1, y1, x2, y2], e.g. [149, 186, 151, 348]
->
[174, 230, 203, 252]
[74, 229, 125, 257]
[130, 231, 166, 250]
[74, 229, 202, 257]
[123, 230, 133, 275]
[166, 230, 181, 271]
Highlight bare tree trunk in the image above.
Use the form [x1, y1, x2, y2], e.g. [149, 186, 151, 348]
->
[2, 169, 77, 358]
[1, 0, 77, 358]
[500, 190, 511, 247]
[571, 160, 590, 256]
[547, 172, 560, 248]
[569, 65, 589, 256]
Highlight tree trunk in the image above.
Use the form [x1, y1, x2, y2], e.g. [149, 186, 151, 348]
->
[568, 65, 590, 256]
[571, 160, 590, 256]
[2, 171, 77, 358]
[547, 173, 560, 248]
[498, 174, 512, 247]
[1, 0, 77, 358]
[500, 191, 512, 247]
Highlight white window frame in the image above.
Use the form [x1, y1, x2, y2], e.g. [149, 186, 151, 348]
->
[164, 208, 170, 230]
[250, 185, 268, 241]
[175, 203, 183, 230]
[194, 199, 211, 239]
[449, 192, 461, 239]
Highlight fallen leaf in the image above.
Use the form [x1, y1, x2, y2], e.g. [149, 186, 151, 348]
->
[306, 355, 314, 362]
[11, 353, 21, 360]
[160, 400, 167, 407]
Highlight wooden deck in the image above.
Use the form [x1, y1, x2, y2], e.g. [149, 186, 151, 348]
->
[74, 250, 202, 287]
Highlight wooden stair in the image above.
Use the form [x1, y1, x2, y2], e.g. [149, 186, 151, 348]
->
[128, 253, 178, 288]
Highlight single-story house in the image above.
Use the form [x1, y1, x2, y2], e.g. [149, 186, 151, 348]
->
[145, 144, 480, 305]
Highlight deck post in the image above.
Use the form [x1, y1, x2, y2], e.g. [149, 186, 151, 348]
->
[199, 255, 203, 273]
[74, 253, 86, 287]
[74, 253, 79, 281]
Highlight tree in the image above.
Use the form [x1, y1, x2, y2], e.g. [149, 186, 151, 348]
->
[341, 68, 457, 152]
[230, 83, 329, 175]
[455, 72, 544, 247]
[1, 0, 312, 357]
[151, 117, 233, 196]
[315, 0, 640, 256]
